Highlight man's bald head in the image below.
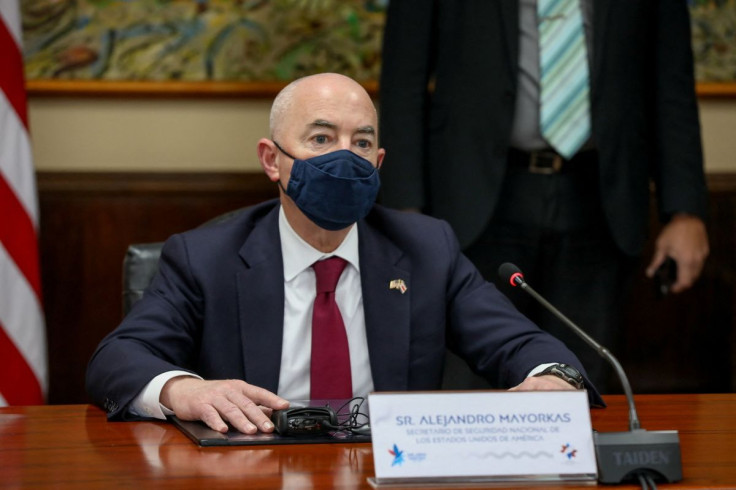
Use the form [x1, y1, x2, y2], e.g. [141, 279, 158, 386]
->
[269, 73, 377, 140]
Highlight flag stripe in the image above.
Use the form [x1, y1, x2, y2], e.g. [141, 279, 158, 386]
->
[1, 92, 39, 224]
[0, 15, 28, 129]
[0, 176, 42, 299]
[0, 241, 46, 377]
[0, 243, 46, 387]
[0, 319, 43, 405]
[0, 2, 22, 45]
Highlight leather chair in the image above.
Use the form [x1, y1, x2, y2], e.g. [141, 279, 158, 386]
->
[122, 208, 246, 316]
[122, 242, 164, 316]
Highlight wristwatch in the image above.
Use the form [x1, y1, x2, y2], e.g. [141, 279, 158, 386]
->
[533, 363, 584, 389]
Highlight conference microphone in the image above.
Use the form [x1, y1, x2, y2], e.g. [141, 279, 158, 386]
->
[498, 263, 682, 485]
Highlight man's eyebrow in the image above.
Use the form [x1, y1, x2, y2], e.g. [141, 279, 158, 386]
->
[356, 126, 376, 136]
[307, 120, 376, 136]
[308, 119, 337, 130]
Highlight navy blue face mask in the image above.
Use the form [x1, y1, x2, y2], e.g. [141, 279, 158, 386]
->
[273, 141, 381, 231]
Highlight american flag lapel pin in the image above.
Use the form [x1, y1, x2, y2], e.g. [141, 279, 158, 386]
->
[389, 279, 408, 294]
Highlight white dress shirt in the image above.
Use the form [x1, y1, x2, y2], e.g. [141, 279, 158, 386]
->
[277, 206, 374, 401]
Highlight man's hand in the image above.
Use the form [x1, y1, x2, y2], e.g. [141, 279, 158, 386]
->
[509, 375, 578, 392]
[646, 214, 709, 294]
[161, 377, 289, 434]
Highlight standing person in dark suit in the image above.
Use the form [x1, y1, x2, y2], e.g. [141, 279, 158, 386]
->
[379, 0, 710, 391]
[86, 73, 602, 435]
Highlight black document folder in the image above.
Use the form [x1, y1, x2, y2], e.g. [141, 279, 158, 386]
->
[170, 398, 371, 447]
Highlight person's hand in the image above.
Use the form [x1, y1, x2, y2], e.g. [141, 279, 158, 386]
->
[160, 377, 289, 434]
[646, 213, 709, 294]
[508, 375, 578, 392]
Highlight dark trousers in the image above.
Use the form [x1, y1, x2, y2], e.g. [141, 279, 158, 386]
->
[444, 151, 638, 393]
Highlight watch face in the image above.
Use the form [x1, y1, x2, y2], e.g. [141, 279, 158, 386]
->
[549, 364, 583, 389]
[559, 364, 579, 377]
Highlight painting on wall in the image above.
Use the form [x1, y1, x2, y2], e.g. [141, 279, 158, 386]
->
[21, 0, 387, 94]
[20, 0, 736, 95]
[690, 0, 736, 83]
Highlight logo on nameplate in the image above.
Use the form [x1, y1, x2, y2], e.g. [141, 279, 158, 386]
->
[561, 443, 578, 460]
[389, 444, 404, 466]
[389, 443, 425, 466]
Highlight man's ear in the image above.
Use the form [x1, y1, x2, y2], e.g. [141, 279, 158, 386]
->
[376, 148, 386, 169]
[257, 138, 279, 182]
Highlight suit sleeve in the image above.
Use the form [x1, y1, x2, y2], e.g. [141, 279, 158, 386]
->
[437, 221, 604, 407]
[652, 0, 708, 221]
[85, 234, 203, 420]
[378, 0, 437, 209]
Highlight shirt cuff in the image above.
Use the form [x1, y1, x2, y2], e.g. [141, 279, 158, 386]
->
[527, 363, 557, 378]
[129, 370, 202, 419]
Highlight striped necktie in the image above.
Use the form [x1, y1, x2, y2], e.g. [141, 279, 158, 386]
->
[538, 0, 591, 160]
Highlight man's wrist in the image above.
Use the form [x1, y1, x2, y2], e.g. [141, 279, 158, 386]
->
[160, 375, 199, 409]
[130, 371, 200, 419]
[532, 363, 584, 389]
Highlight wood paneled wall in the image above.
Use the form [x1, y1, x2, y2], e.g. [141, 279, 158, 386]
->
[38, 172, 278, 404]
[622, 174, 736, 394]
[37, 172, 735, 404]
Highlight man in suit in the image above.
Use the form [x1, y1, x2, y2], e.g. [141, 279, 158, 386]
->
[379, 0, 709, 390]
[87, 73, 601, 435]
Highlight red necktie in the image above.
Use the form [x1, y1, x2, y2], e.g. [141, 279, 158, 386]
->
[310, 257, 352, 400]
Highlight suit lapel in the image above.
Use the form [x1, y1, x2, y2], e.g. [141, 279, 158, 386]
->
[358, 219, 411, 391]
[499, 0, 520, 88]
[236, 207, 284, 393]
[591, 0, 611, 99]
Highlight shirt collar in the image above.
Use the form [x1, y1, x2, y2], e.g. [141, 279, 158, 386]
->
[279, 206, 360, 282]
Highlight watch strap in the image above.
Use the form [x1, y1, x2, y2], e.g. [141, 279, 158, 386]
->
[533, 363, 584, 389]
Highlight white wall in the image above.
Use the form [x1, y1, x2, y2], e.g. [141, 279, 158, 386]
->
[699, 99, 736, 172]
[28, 97, 736, 173]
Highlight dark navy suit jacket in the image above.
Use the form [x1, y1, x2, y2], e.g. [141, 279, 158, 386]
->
[87, 200, 602, 419]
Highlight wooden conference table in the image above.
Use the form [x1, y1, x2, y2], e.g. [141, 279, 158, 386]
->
[1, 394, 735, 489]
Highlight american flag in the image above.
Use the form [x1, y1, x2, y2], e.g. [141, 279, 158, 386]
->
[0, 0, 47, 406]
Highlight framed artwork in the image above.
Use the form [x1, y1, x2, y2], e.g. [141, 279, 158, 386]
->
[21, 0, 736, 97]
[690, 0, 736, 96]
[22, 0, 386, 96]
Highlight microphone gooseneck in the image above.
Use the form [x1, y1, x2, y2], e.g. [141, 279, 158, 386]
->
[498, 262, 683, 485]
[498, 262, 640, 430]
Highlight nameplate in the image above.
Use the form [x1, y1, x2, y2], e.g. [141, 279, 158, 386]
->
[368, 391, 596, 486]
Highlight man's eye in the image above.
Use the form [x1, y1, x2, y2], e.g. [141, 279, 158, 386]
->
[356, 140, 372, 149]
[314, 135, 328, 144]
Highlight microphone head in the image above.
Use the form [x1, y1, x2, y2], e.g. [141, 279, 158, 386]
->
[498, 262, 524, 287]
